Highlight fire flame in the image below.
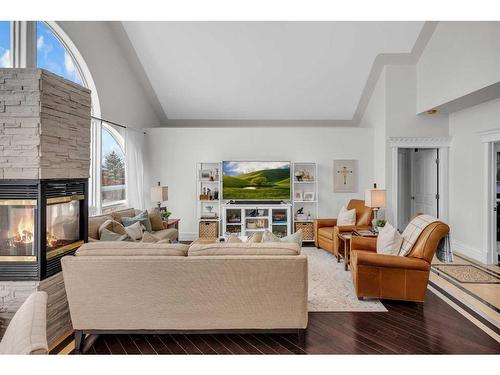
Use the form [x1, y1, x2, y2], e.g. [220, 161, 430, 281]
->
[14, 216, 34, 244]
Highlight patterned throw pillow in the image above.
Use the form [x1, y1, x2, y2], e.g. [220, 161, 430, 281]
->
[99, 228, 129, 241]
[124, 221, 143, 240]
[149, 211, 164, 231]
[121, 210, 152, 232]
[226, 234, 242, 243]
[247, 232, 263, 243]
[98, 219, 127, 239]
[262, 229, 303, 247]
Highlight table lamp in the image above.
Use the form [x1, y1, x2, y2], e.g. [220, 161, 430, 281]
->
[151, 182, 168, 211]
[365, 183, 386, 231]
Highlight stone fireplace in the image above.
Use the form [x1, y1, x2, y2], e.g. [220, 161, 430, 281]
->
[0, 68, 91, 343]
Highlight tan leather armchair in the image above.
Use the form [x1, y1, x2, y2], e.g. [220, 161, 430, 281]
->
[351, 220, 449, 302]
[314, 199, 373, 256]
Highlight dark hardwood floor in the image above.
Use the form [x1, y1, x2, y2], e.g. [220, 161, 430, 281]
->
[72, 291, 500, 354]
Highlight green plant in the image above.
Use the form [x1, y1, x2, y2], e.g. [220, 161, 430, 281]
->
[376, 219, 386, 228]
[160, 210, 172, 220]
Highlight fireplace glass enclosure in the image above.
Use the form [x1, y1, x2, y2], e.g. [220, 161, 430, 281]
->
[0, 179, 88, 281]
[0, 201, 37, 260]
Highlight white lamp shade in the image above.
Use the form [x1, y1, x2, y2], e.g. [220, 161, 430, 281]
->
[365, 189, 386, 208]
[151, 186, 168, 203]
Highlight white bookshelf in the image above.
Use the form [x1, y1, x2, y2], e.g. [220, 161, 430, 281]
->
[196, 162, 222, 236]
[292, 162, 318, 242]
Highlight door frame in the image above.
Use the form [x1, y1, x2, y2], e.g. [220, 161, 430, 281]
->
[389, 137, 451, 231]
[478, 128, 500, 265]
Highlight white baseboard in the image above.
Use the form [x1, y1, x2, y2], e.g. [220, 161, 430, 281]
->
[451, 239, 488, 264]
[179, 232, 198, 241]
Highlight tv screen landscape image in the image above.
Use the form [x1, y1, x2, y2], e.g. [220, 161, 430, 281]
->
[222, 161, 291, 200]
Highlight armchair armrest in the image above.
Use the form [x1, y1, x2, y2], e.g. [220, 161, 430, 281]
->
[314, 218, 337, 229]
[337, 225, 355, 232]
[351, 236, 377, 252]
[352, 251, 430, 271]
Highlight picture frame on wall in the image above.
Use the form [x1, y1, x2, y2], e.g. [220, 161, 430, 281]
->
[333, 159, 357, 193]
[294, 190, 304, 201]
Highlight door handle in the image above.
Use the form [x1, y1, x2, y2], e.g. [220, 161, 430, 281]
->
[411, 196, 415, 200]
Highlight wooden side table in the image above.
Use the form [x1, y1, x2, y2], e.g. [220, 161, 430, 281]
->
[164, 219, 180, 241]
[336, 232, 352, 271]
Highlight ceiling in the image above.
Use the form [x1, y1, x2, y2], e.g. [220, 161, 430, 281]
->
[122, 21, 424, 121]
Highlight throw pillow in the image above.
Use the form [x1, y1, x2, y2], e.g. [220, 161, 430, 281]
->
[141, 231, 160, 243]
[124, 221, 143, 240]
[247, 232, 263, 243]
[226, 234, 243, 243]
[99, 228, 129, 241]
[337, 206, 356, 226]
[98, 219, 127, 239]
[376, 223, 403, 255]
[149, 211, 164, 231]
[262, 229, 303, 247]
[121, 210, 153, 232]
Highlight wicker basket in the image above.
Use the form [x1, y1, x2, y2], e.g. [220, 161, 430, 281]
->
[295, 222, 314, 240]
[199, 221, 219, 238]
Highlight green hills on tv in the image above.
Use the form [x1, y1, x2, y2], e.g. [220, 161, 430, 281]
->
[223, 168, 291, 200]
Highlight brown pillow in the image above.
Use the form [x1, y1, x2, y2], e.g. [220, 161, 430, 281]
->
[111, 208, 136, 224]
[226, 234, 242, 243]
[98, 219, 127, 239]
[149, 211, 164, 231]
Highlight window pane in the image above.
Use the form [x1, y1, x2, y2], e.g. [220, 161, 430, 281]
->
[101, 126, 126, 210]
[36, 21, 83, 85]
[0, 21, 11, 68]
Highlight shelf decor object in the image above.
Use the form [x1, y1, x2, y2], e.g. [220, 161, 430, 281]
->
[197, 162, 222, 237]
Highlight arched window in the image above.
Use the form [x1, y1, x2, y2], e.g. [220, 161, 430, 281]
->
[0, 21, 11, 67]
[101, 125, 127, 212]
[36, 21, 83, 85]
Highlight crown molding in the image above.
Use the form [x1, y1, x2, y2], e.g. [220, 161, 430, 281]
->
[388, 136, 452, 148]
[478, 128, 500, 143]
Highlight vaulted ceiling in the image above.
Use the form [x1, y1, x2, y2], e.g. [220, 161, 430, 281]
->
[121, 21, 424, 121]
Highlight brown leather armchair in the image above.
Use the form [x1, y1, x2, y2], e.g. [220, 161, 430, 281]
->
[314, 199, 373, 256]
[351, 220, 449, 302]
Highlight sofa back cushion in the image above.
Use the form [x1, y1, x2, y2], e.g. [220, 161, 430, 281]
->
[76, 241, 189, 257]
[88, 214, 113, 240]
[188, 242, 300, 256]
[111, 208, 137, 223]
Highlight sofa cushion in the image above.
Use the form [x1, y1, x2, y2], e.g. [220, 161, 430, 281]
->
[124, 221, 143, 240]
[247, 232, 263, 243]
[149, 211, 164, 231]
[75, 242, 189, 257]
[111, 208, 137, 223]
[226, 234, 242, 243]
[153, 228, 178, 241]
[141, 231, 163, 243]
[88, 214, 112, 240]
[0, 291, 48, 355]
[318, 227, 335, 240]
[121, 210, 153, 232]
[262, 229, 303, 247]
[100, 228, 130, 241]
[99, 219, 127, 237]
[188, 242, 300, 256]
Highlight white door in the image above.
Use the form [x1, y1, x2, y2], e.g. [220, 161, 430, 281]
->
[410, 148, 438, 218]
[397, 149, 412, 231]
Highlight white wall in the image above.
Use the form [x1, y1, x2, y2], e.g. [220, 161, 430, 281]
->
[417, 22, 500, 113]
[57, 21, 162, 129]
[449, 98, 500, 263]
[144, 126, 374, 240]
[360, 68, 386, 187]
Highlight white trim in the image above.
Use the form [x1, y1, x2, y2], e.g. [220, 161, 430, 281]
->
[478, 128, 500, 264]
[452, 238, 488, 264]
[388, 136, 452, 148]
[390, 136, 451, 230]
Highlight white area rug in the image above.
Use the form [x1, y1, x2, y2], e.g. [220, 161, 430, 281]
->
[303, 247, 388, 312]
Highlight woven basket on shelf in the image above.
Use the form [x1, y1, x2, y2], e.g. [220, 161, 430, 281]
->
[295, 222, 314, 240]
[199, 221, 219, 238]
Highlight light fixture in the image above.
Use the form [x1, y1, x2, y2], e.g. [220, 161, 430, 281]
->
[150, 181, 168, 210]
[365, 183, 386, 231]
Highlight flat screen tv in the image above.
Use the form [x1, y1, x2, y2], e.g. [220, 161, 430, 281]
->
[222, 161, 291, 201]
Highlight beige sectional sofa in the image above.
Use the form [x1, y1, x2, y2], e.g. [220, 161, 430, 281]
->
[62, 241, 308, 353]
[88, 208, 178, 242]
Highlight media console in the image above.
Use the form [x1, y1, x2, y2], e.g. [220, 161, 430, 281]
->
[222, 203, 292, 238]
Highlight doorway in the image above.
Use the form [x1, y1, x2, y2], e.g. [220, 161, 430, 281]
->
[397, 148, 439, 231]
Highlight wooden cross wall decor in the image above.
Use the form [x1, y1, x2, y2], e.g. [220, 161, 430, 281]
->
[337, 165, 353, 185]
